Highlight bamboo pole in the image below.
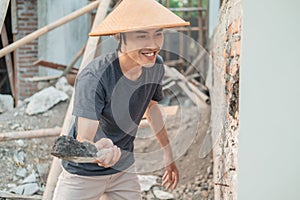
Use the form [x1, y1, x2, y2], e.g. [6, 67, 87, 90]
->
[42, 1, 111, 199]
[61, 42, 86, 77]
[0, 127, 61, 141]
[0, 0, 100, 59]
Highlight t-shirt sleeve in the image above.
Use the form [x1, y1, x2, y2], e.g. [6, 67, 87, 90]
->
[72, 70, 105, 120]
[152, 64, 165, 102]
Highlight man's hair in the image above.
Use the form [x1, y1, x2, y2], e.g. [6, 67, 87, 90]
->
[117, 33, 127, 53]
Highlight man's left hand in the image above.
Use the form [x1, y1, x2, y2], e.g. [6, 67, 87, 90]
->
[161, 160, 179, 190]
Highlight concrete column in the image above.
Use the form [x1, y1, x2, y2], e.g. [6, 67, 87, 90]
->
[238, 0, 300, 199]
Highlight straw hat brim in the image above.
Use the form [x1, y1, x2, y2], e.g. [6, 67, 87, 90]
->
[89, 0, 190, 36]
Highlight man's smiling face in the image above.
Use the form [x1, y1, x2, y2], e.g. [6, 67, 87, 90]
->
[120, 28, 164, 67]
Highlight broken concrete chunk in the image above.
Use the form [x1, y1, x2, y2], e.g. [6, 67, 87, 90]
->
[153, 189, 175, 199]
[0, 94, 13, 113]
[23, 183, 39, 195]
[9, 185, 24, 195]
[16, 168, 27, 177]
[138, 175, 158, 191]
[26, 86, 68, 115]
[13, 150, 26, 166]
[55, 77, 74, 96]
[22, 173, 36, 184]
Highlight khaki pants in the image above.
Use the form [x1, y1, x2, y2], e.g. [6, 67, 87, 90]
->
[53, 166, 141, 200]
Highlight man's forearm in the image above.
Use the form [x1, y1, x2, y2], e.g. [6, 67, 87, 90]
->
[145, 102, 174, 159]
[77, 117, 99, 142]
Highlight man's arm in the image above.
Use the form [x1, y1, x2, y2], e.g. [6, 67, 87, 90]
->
[77, 117, 121, 168]
[144, 100, 179, 190]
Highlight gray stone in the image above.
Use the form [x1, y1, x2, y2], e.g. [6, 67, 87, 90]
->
[10, 123, 20, 130]
[201, 190, 209, 198]
[0, 94, 13, 113]
[13, 150, 26, 166]
[10, 185, 24, 194]
[23, 183, 39, 195]
[16, 168, 27, 177]
[55, 77, 74, 96]
[15, 139, 25, 147]
[7, 183, 17, 188]
[192, 191, 202, 200]
[36, 163, 49, 183]
[22, 172, 37, 183]
[26, 86, 68, 115]
[138, 175, 158, 192]
[153, 190, 174, 200]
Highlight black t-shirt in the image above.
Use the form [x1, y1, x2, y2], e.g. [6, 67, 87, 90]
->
[62, 51, 165, 176]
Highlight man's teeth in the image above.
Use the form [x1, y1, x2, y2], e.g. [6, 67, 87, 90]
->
[143, 52, 154, 57]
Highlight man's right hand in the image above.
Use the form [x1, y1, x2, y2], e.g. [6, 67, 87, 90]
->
[94, 138, 121, 168]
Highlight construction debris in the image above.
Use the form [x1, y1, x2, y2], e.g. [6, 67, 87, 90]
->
[25, 86, 69, 115]
[162, 65, 210, 106]
[138, 175, 158, 191]
[0, 94, 13, 113]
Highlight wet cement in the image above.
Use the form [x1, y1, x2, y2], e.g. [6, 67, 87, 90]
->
[51, 136, 97, 158]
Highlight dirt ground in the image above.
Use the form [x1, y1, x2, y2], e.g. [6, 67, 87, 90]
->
[0, 99, 213, 199]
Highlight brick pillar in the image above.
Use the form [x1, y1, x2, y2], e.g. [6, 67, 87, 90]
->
[15, 0, 38, 99]
[208, 0, 242, 199]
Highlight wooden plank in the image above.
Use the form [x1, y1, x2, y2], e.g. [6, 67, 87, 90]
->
[61, 43, 86, 77]
[0, 0, 9, 32]
[1, 24, 16, 98]
[184, 50, 205, 75]
[33, 60, 78, 74]
[0, 0, 101, 59]
[0, 127, 61, 141]
[27, 75, 60, 82]
[165, 65, 209, 105]
[0, 191, 42, 199]
[42, 1, 112, 200]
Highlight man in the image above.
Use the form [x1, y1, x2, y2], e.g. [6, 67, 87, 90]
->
[53, 0, 189, 199]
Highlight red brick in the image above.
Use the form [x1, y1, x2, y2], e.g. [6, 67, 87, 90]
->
[236, 40, 241, 56]
[230, 41, 235, 57]
[230, 64, 239, 76]
[227, 23, 233, 35]
[224, 48, 229, 58]
[233, 19, 240, 34]
[27, 22, 37, 26]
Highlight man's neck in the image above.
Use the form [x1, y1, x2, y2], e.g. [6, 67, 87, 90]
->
[118, 51, 143, 81]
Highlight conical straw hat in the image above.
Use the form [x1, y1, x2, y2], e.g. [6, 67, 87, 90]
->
[89, 0, 190, 36]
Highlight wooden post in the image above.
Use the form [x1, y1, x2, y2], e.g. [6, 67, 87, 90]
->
[1, 25, 16, 98]
[42, 1, 112, 199]
[0, 0, 101, 59]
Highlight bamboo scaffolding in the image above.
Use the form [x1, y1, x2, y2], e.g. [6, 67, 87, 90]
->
[42, 1, 111, 199]
[0, 127, 61, 141]
[0, 0, 100, 59]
